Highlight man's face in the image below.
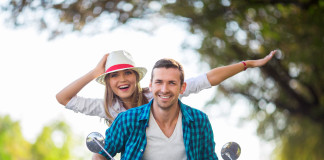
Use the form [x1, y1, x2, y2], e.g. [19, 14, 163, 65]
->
[149, 68, 186, 110]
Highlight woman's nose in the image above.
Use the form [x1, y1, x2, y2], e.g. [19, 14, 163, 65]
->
[119, 74, 126, 81]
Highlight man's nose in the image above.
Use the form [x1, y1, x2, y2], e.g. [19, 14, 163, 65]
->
[160, 83, 169, 92]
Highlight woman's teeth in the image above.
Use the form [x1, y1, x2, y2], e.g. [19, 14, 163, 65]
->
[119, 85, 129, 89]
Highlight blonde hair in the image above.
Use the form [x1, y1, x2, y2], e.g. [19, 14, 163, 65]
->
[103, 70, 149, 125]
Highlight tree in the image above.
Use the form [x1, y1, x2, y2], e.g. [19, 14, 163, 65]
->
[2, 0, 324, 159]
[0, 115, 83, 160]
[0, 115, 31, 160]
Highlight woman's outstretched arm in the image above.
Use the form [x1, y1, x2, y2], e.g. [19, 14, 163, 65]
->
[206, 50, 276, 86]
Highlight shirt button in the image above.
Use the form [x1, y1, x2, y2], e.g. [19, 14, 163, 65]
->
[140, 149, 143, 152]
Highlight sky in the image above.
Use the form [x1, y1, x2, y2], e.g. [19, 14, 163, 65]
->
[0, 15, 274, 159]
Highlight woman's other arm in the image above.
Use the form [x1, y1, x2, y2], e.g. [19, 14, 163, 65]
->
[56, 54, 108, 105]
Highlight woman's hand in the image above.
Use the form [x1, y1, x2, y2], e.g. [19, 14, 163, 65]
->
[248, 50, 276, 68]
[56, 53, 109, 106]
[92, 53, 109, 78]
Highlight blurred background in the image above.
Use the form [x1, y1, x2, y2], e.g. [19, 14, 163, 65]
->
[0, 0, 323, 160]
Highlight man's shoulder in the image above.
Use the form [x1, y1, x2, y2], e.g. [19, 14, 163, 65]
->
[181, 103, 208, 120]
[181, 104, 211, 131]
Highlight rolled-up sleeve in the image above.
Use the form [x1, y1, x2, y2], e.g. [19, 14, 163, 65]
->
[180, 73, 212, 98]
[65, 96, 107, 119]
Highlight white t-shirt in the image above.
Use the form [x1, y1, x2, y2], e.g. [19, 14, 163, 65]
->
[65, 74, 211, 120]
[142, 110, 187, 160]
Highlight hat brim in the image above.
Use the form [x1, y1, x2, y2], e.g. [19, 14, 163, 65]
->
[95, 67, 147, 85]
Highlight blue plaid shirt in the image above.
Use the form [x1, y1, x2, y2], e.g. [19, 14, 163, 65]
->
[99, 99, 218, 160]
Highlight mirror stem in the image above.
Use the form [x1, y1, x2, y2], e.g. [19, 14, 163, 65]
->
[93, 138, 115, 160]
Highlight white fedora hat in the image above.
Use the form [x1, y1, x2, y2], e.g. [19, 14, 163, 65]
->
[96, 50, 147, 85]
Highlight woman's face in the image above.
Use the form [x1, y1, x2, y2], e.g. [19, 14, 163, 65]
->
[107, 69, 137, 101]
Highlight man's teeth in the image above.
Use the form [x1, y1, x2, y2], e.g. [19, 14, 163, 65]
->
[160, 95, 170, 98]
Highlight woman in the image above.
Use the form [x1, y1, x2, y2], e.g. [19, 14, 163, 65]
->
[56, 50, 276, 124]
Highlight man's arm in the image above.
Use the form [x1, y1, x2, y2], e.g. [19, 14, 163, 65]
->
[202, 116, 219, 160]
[98, 113, 127, 159]
[92, 153, 107, 160]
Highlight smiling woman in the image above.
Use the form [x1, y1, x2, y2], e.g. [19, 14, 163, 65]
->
[56, 50, 214, 125]
[56, 48, 276, 160]
[0, 16, 276, 159]
[106, 69, 139, 107]
[97, 51, 150, 118]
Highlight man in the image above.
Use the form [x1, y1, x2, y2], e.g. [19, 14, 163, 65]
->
[97, 58, 218, 160]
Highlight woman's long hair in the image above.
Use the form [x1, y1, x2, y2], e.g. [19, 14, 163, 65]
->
[103, 70, 149, 125]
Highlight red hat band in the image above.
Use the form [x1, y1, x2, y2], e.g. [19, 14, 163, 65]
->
[105, 64, 135, 73]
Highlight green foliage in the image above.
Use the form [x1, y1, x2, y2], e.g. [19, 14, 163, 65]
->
[31, 122, 72, 160]
[273, 117, 324, 160]
[1, 0, 324, 159]
[0, 115, 31, 160]
[0, 115, 77, 160]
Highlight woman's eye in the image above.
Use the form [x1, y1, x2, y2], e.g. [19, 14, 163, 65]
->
[110, 73, 118, 78]
[125, 71, 133, 75]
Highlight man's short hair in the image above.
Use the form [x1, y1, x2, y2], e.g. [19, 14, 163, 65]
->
[151, 58, 184, 85]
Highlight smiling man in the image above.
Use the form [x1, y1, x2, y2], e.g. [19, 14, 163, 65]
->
[97, 58, 218, 160]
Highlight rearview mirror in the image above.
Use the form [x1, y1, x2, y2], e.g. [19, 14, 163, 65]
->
[221, 142, 241, 160]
